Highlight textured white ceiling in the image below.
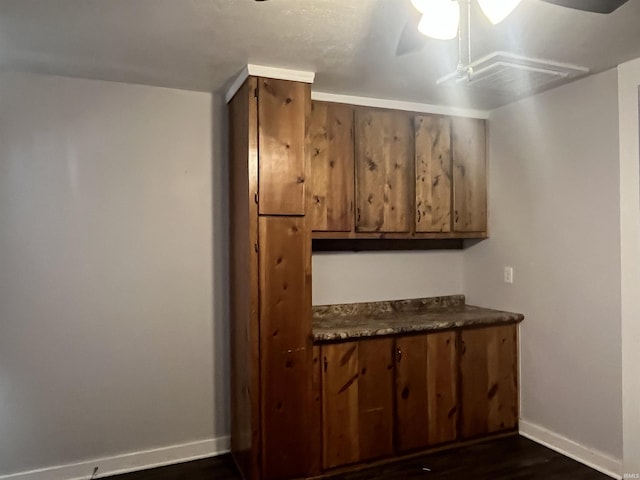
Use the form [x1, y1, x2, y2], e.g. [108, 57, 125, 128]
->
[0, 0, 639, 109]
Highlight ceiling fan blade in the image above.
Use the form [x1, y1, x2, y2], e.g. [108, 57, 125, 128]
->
[395, 12, 428, 56]
[539, 0, 629, 14]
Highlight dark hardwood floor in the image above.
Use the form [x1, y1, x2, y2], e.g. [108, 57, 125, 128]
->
[104, 436, 611, 480]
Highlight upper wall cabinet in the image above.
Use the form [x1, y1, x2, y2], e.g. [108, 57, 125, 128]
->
[355, 109, 413, 233]
[308, 102, 355, 232]
[308, 101, 488, 242]
[258, 78, 310, 216]
[414, 115, 452, 233]
[452, 117, 487, 233]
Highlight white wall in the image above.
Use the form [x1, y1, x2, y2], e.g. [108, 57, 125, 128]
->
[0, 73, 229, 477]
[463, 69, 623, 471]
[313, 251, 464, 305]
[617, 58, 640, 476]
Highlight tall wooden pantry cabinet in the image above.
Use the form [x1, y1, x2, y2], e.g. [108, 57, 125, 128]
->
[228, 71, 499, 480]
[228, 76, 319, 480]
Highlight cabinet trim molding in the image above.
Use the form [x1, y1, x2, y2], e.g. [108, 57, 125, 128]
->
[226, 65, 316, 102]
[311, 92, 490, 120]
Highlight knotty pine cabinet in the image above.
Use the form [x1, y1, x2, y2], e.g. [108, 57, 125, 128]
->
[307, 101, 355, 232]
[229, 76, 320, 480]
[308, 102, 488, 241]
[460, 324, 518, 438]
[414, 115, 452, 233]
[395, 331, 458, 452]
[319, 325, 518, 472]
[355, 108, 413, 233]
[230, 74, 501, 480]
[452, 117, 487, 233]
[321, 338, 395, 469]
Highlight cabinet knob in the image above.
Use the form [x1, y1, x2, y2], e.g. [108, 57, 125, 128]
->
[395, 348, 403, 363]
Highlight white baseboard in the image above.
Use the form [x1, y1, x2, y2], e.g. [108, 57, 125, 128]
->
[519, 420, 622, 479]
[0, 436, 230, 480]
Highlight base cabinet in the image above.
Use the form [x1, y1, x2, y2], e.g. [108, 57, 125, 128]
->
[395, 332, 458, 452]
[321, 338, 394, 469]
[460, 324, 519, 439]
[319, 324, 518, 474]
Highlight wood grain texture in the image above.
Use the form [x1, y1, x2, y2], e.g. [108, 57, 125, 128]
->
[307, 199, 322, 476]
[258, 78, 309, 215]
[262, 347, 313, 479]
[308, 101, 355, 232]
[228, 77, 261, 480]
[322, 342, 360, 469]
[452, 117, 487, 232]
[259, 216, 308, 350]
[357, 338, 394, 462]
[426, 331, 458, 445]
[395, 335, 429, 452]
[310, 345, 323, 475]
[322, 338, 394, 469]
[460, 325, 518, 439]
[259, 216, 313, 479]
[487, 325, 518, 433]
[355, 109, 413, 233]
[415, 115, 452, 233]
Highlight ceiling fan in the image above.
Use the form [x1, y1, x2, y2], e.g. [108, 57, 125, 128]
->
[396, 0, 630, 56]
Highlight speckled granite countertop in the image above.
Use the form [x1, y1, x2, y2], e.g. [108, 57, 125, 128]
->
[312, 295, 524, 342]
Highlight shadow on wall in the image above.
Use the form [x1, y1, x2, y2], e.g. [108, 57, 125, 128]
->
[211, 94, 231, 439]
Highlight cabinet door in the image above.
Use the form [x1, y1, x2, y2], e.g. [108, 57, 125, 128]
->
[308, 102, 355, 232]
[322, 338, 394, 469]
[395, 335, 429, 452]
[258, 78, 309, 216]
[426, 331, 458, 445]
[460, 325, 518, 439]
[355, 109, 412, 233]
[259, 216, 314, 479]
[395, 332, 458, 452]
[452, 117, 487, 232]
[415, 115, 452, 233]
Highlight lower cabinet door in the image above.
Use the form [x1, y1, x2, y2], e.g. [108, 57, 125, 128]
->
[395, 332, 458, 453]
[321, 338, 394, 469]
[460, 324, 518, 439]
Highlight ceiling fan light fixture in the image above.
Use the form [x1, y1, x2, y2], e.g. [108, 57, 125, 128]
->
[477, 0, 522, 24]
[417, 0, 460, 40]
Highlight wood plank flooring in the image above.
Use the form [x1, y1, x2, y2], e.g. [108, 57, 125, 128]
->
[104, 436, 611, 480]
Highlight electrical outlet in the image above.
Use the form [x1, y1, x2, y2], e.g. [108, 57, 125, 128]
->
[504, 266, 514, 284]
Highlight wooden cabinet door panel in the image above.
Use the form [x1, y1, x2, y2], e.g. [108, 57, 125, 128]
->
[258, 216, 308, 350]
[262, 347, 313, 479]
[322, 338, 394, 469]
[452, 117, 487, 232]
[415, 115, 452, 233]
[355, 109, 412, 233]
[395, 335, 429, 452]
[258, 78, 309, 216]
[426, 331, 458, 445]
[460, 325, 518, 439]
[357, 338, 394, 461]
[259, 216, 313, 479]
[322, 342, 360, 469]
[396, 332, 459, 452]
[308, 101, 355, 232]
